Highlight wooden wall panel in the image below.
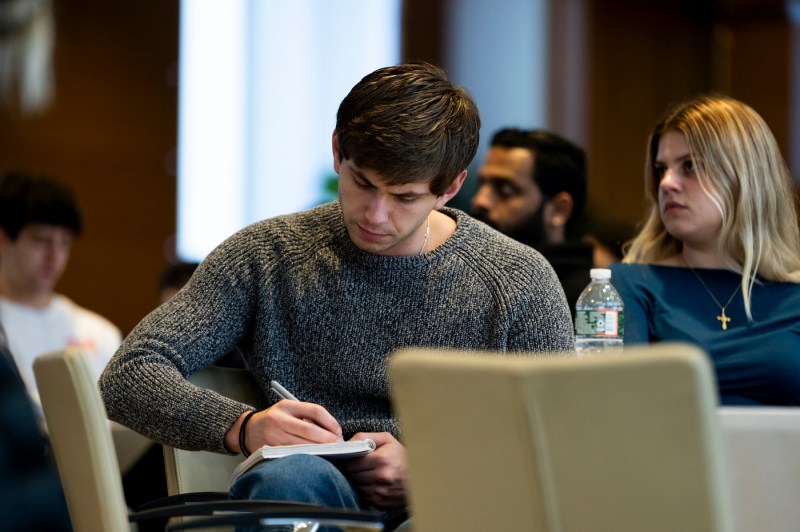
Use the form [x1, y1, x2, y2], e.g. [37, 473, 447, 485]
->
[723, 17, 791, 152]
[586, 2, 713, 229]
[583, 0, 792, 232]
[402, 0, 445, 64]
[0, 1, 179, 334]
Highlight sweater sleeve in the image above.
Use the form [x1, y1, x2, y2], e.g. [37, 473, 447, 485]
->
[99, 229, 266, 453]
[450, 222, 575, 354]
[507, 251, 575, 353]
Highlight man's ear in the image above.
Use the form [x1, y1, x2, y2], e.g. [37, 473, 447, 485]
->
[544, 191, 574, 228]
[434, 170, 468, 210]
[332, 129, 341, 173]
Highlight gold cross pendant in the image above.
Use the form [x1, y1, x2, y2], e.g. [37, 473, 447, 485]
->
[717, 309, 731, 330]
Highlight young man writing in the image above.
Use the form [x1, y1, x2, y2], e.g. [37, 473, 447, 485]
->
[100, 63, 574, 528]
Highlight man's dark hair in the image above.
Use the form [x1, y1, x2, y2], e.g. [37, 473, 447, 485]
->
[336, 62, 480, 196]
[490, 128, 587, 232]
[0, 170, 82, 240]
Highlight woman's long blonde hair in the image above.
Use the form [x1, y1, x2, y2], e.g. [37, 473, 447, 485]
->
[624, 95, 800, 319]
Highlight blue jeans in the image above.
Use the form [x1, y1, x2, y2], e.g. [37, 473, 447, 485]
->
[230, 454, 361, 508]
[229, 454, 409, 530]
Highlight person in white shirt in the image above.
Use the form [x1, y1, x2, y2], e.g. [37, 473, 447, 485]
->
[0, 170, 121, 408]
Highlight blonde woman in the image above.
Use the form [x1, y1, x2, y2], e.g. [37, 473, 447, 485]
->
[610, 95, 800, 405]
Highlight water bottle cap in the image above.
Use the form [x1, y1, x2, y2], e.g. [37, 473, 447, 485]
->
[590, 268, 611, 279]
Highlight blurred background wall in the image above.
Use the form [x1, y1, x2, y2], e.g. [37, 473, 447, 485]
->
[0, 0, 179, 334]
[0, 0, 795, 334]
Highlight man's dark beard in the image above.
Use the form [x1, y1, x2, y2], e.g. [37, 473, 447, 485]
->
[473, 207, 548, 249]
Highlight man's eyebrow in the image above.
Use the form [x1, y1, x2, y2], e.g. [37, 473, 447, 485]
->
[353, 168, 373, 184]
[479, 173, 515, 182]
[353, 168, 429, 197]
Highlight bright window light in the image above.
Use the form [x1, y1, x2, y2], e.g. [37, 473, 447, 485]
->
[178, 0, 401, 262]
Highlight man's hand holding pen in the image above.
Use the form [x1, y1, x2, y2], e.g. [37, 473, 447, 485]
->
[224, 380, 409, 509]
[245, 400, 344, 448]
[224, 381, 343, 454]
[250, 380, 344, 446]
[268, 380, 409, 508]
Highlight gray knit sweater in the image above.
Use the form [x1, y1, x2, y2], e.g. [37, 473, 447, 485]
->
[100, 202, 574, 453]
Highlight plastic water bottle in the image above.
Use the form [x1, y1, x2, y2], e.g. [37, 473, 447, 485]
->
[574, 268, 624, 357]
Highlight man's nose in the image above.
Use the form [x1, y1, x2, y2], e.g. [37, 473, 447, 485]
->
[471, 185, 494, 212]
[364, 194, 390, 224]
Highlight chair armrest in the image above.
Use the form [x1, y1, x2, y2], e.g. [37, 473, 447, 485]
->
[137, 491, 231, 510]
[164, 505, 385, 531]
[130, 499, 322, 522]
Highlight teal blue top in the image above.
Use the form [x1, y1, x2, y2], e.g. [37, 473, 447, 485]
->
[609, 263, 800, 406]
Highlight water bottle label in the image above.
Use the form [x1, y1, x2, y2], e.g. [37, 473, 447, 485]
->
[575, 310, 623, 337]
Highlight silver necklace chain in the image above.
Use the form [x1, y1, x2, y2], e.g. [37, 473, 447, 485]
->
[418, 216, 430, 255]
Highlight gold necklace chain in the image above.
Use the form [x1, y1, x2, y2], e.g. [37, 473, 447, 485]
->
[685, 264, 741, 330]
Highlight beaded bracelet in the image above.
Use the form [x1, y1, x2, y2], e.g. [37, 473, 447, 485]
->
[238, 409, 257, 457]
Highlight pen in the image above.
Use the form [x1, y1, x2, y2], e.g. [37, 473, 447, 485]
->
[270, 380, 299, 401]
[270, 380, 344, 442]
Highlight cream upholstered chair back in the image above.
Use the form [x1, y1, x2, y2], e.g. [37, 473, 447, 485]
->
[33, 347, 131, 532]
[720, 407, 800, 532]
[163, 365, 262, 495]
[389, 343, 733, 532]
[34, 350, 384, 531]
